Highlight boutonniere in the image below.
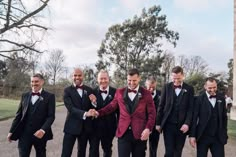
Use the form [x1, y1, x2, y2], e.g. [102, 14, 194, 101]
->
[138, 92, 142, 99]
[39, 96, 44, 101]
[181, 89, 187, 95]
[217, 100, 222, 103]
[83, 90, 87, 95]
[108, 95, 113, 100]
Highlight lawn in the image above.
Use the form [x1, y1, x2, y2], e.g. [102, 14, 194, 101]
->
[228, 119, 236, 139]
[0, 98, 63, 121]
[0, 98, 20, 120]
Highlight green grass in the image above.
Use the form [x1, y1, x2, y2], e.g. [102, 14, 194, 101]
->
[228, 119, 236, 138]
[0, 98, 20, 120]
[0, 98, 63, 121]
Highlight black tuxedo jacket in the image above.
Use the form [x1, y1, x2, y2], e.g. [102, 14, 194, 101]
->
[9, 90, 55, 141]
[189, 92, 228, 144]
[156, 82, 194, 130]
[153, 90, 161, 126]
[93, 86, 117, 136]
[63, 85, 95, 135]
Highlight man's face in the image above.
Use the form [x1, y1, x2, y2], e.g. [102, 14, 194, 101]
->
[97, 72, 109, 90]
[204, 80, 217, 95]
[171, 72, 184, 85]
[127, 74, 140, 90]
[31, 77, 44, 92]
[72, 69, 83, 86]
[145, 81, 156, 93]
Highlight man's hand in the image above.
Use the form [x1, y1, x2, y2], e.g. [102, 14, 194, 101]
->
[180, 124, 189, 133]
[141, 128, 151, 141]
[7, 133, 12, 142]
[156, 125, 162, 133]
[34, 129, 45, 139]
[189, 137, 196, 148]
[86, 109, 99, 117]
[89, 94, 97, 104]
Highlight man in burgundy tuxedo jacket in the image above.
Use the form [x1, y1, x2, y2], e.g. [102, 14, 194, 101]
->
[92, 68, 156, 157]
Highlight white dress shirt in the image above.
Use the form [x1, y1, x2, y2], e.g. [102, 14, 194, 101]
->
[31, 88, 42, 105]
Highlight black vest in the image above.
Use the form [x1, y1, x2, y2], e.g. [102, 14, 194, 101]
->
[167, 93, 180, 124]
[203, 102, 219, 137]
[24, 101, 36, 133]
[127, 96, 136, 114]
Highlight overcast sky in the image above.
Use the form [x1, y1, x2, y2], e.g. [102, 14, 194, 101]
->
[43, 0, 233, 72]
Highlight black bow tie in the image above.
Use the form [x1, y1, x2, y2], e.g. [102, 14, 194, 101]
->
[32, 92, 40, 96]
[76, 85, 83, 89]
[209, 95, 217, 99]
[151, 92, 154, 95]
[173, 85, 182, 89]
[128, 89, 137, 93]
[100, 90, 107, 94]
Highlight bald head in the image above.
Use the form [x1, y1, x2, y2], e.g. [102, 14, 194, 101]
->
[72, 67, 84, 86]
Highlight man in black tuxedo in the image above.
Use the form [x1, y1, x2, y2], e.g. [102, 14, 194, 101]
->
[92, 70, 117, 157]
[189, 77, 228, 157]
[61, 68, 97, 157]
[156, 66, 194, 157]
[145, 76, 161, 157]
[7, 73, 55, 157]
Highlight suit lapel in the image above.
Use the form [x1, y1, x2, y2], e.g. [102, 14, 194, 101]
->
[177, 83, 187, 102]
[170, 83, 175, 106]
[23, 92, 31, 117]
[203, 93, 212, 119]
[123, 87, 131, 113]
[131, 87, 142, 113]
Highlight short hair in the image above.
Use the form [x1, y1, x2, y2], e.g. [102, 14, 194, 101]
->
[128, 68, 139, 76]
[32, 73, 44, 80]
[205, 77, 216, 83]
[146, 75, 156, 83]
[172, 66, 183, 74]
[98, 69, 109, 76]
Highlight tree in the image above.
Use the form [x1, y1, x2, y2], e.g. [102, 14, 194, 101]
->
[96, 5, 179, 85]
[0, 0, 50, 59]
[176, 55, 208, 77]
[227, 58, 233, 86]
[3, 52, 35, 96]
[161, 51, 175, 83]
[45, 49, 66, 86]
[0, 60, 8, 80]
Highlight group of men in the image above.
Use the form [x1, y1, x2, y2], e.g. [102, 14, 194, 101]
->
[7, 66, 228, 157]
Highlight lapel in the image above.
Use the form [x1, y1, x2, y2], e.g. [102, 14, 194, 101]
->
[216, 96, 223, 122]
[177, 83, 187, 103]
[32, 90, 45, 113]
[170, 83, 175, 106]
[95, 87, 104, 108]
[131, 87, 142, 113]
[203, 93, 212, 119]
[123, 87, 131, 113]
[81, 85, 88, 108]
[23, 92, 31, 117]
[71, 85, 83, 105]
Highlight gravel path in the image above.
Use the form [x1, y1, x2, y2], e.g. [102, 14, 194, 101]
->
[0, 106, 235, 157]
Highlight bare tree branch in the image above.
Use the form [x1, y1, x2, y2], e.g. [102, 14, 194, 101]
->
[0, 39, 43, 53]
[0, 0, 50, 34]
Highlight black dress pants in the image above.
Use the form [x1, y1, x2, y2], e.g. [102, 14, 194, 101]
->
[118, 129, 147, 157]
[163, 123, 187, 157]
